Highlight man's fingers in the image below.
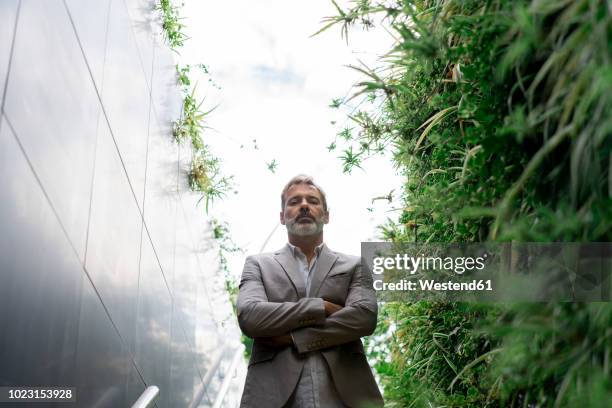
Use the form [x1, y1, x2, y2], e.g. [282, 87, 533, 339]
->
[323, 300, 343, 316]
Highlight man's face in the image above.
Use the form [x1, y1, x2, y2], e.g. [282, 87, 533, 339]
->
[280, 183, 329, 237]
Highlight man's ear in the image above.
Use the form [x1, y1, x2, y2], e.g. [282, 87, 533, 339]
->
[279, 211, 286, 225]
[324, 211, 330, 224]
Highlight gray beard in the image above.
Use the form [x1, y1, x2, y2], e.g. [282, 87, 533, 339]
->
[286, 218, 324, 236]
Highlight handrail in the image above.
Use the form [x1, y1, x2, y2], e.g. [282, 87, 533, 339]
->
[189, 347, 229, 408]
[201, 347, 230, 389]
[131, 385, 159, 408]
[212, 345, 245, 408]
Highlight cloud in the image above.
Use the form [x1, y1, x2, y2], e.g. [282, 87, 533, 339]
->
[252, 65, 305, 87]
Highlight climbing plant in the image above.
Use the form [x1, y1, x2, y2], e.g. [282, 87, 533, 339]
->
[157, 1, 242, 350]
[173, 63, 233, 212]
[156, 0, 188, 48]
[210, 217, 252, 357]
[157, 1, 233, 212]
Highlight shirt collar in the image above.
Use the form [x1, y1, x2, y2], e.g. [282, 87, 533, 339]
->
[286, 242, 325, 258]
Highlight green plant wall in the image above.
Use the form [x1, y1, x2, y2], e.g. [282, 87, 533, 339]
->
[324, 0, 612, 406]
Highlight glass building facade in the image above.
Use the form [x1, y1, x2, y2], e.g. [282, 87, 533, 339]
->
[0, 0, 246, 406]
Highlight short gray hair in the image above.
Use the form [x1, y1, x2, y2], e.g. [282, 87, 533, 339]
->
[280, 174, 328, 211]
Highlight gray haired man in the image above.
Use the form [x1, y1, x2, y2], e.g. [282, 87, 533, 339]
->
[237, 175, 384, 407]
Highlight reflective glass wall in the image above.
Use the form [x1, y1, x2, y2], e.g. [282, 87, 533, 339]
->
[0, 0, 245, 406]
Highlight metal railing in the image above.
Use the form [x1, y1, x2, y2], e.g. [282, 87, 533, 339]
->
[212, 345, 245, 408]
[130, 344, 244, 408]
[189, 347, 230, 408]
[131, 385, 159, 408]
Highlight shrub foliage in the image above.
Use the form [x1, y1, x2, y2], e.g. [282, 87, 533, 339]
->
[324, 0, 611, 406]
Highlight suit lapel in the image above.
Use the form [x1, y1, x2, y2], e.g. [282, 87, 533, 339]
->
[273, 245, 306, 298]
[309, 244, 338, 297]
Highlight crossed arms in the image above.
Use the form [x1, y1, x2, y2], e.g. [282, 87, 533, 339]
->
[236, 255, 378, 353]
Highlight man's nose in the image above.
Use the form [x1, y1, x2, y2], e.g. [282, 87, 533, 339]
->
[299, 201, 310, 212]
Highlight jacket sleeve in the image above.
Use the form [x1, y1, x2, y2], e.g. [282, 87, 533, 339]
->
[290, 260, 378, 353]
[237, 255, 326, 338]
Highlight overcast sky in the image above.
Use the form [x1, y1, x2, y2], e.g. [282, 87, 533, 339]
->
[179, 0, 404, 277]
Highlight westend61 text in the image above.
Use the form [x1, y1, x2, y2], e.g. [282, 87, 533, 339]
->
[373, 279, 493, 292]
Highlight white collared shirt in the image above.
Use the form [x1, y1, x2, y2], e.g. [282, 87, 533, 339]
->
[286, 242, 324, 296]
[285, 242, 346, 408]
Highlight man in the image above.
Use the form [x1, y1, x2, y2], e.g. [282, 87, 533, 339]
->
[237, 175, 384, 408]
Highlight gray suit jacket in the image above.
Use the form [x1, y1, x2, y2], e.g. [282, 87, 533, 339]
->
[237, 244, 384, 408]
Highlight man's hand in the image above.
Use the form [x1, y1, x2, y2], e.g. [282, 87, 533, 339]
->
[323, 300, 343, 317]
[255, 334, 293, 348]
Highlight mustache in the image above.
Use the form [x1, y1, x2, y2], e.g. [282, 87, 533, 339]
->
[292, 214, 315, 222]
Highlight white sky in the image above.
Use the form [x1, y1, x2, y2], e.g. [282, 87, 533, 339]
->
[179, 0, 404, 278]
